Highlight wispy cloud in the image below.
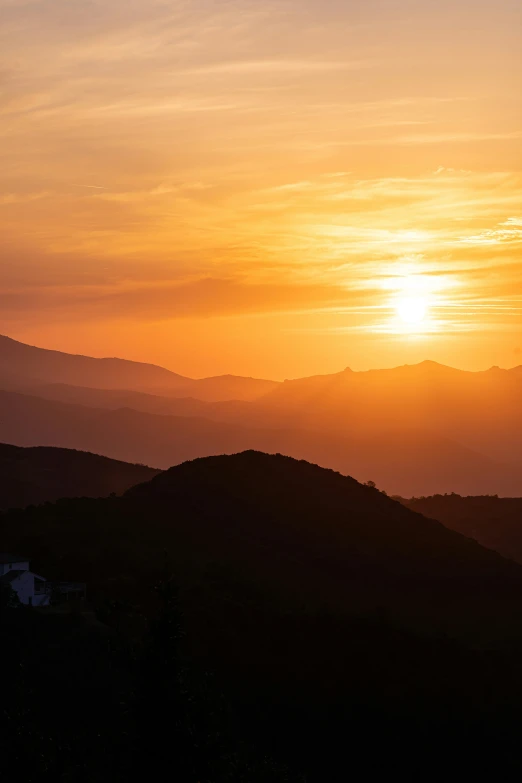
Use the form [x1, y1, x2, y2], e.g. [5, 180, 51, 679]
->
[72, 184, 107, 190]
[460, 217, 522, 246]
[1, 0, 521, 374]
[0, 191, 50, 205]
[179, 58, 377, 75]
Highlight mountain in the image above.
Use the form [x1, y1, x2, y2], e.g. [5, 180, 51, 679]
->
[27, 382, 214, 417]
[260, 360, 522, 464]
[125, 451, 522, 611]
[402, 494, 522, 566]
[5, 451, 522, 777]
[5, 451, 522, 646]
[0, 443, 159, 510]
[11, 380, 268, 427]
[3, 335, 522, 495]
[0, 388, 520, 496]
[0, 334, 278, 401]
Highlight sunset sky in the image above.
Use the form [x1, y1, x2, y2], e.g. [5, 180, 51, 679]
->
[1, 0, 521, 379]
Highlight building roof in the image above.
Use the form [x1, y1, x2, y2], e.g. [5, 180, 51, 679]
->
[0, 553, 28, 564]
[0, 569, 26, 584]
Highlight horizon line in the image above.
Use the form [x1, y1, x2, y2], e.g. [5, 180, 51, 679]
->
[1, 332, 521, 383]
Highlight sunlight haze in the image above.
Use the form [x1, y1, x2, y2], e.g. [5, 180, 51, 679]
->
[1, 0, 521, 378]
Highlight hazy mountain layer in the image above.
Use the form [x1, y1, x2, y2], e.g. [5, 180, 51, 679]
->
[403, 494, 522, 566]
[0, 334, 278, 401]
[3, 335, 522, 495]
[261, 360, 522, 464]
[0, 388, 519, 496]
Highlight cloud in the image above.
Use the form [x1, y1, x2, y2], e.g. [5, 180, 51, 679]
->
[0, 277, 377, 323]
[459, 218, 522, 246]
[179, 59, 376, 76]
[0, 191, 50, 205]
[1, 0, 522, 363]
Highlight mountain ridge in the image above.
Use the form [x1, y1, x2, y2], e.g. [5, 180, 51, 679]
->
[0, 387, 519, 496]
[0, 334, 279, 401]
[2, 334, 522, 495]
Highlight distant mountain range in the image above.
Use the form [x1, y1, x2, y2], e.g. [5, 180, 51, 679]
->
[1, 387, 520, 496]
[2, 334, 522, 496]
[0, 334, 278, 401]
[0, 443, 159, 511]
[260, 360, 522, 465]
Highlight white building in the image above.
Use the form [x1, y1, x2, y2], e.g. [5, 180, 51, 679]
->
[0, 554, 29, 576]
[0, 553, 50, 607]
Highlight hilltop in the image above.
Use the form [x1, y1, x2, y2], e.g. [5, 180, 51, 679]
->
[126, 451, 522, 609]
[5, 451, 522, 638]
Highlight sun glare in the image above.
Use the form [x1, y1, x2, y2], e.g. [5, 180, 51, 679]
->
[396, 295, 427, 325]
[379, 271, 445, 334]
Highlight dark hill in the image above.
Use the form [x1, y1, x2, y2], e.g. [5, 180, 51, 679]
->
[6, 451, 522, 640]
[126, 451, 522, 611]
[6, 452, 522, 777]
[0, 443, 159, 510]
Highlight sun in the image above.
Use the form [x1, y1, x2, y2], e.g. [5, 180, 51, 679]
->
[396, 295, 428, 325]
[381, 271, 444, 334]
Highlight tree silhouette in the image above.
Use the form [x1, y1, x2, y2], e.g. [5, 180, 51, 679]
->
[0, 582, 21, 609]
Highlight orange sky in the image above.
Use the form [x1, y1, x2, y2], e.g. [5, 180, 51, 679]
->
[1, 0, 521, 379]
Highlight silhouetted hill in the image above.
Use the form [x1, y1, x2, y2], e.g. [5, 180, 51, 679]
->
[0, 388, 520, 496]
[5, 451, 522, 636]
[5, 452, 522, 778]
[403, 494, 522, 565]
[0, 443, 159, 510]
[126, 452, 522, 613]
[0, 334, 278, 401]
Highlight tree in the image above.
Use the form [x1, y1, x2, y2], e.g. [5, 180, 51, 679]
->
[0, 582, 21, 609]
[133, 572, 194, 778]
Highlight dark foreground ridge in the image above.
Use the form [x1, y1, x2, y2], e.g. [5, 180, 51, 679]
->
[0, 442, 159, 510]
[126, 450, 522, 609]
[4, 451, 522, 779]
